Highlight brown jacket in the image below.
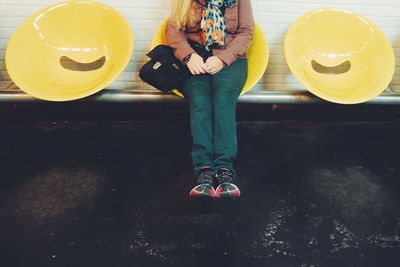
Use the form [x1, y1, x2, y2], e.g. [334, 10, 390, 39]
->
[166, 0, 254, 66]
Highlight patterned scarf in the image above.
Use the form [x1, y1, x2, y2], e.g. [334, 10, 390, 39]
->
[200, 0, 237, 50]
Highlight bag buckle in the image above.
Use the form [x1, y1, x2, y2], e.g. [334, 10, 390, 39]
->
[153, 61, 162, 70]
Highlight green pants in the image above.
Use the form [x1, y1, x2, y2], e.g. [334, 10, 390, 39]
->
[182, 58, 248, 176]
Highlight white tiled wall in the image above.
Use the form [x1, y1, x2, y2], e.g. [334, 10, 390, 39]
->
[0, 0, 399, 92]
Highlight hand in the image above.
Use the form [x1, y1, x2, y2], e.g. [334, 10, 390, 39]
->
[186, 53, 208, 75]
[205, 56, 224, 75]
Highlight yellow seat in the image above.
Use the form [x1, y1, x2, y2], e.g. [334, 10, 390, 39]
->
[151, 19, 268, 97]
[285, 8, 395, 104]
[6, 0, 133, 101]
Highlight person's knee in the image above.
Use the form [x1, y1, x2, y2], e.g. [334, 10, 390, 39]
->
[183, 78, 210, 95]
[213, 81, 243, 98]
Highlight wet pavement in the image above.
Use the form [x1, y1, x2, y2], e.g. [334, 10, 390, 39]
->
[0, 119, 400, 267]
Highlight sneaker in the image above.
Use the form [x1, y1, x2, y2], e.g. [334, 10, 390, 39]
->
[215, 168, 241, 198]
[189, 167, 216, 198]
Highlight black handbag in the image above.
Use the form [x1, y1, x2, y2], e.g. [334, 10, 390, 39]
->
[139, 45, 190, 92]
[139, 40, 212, 92]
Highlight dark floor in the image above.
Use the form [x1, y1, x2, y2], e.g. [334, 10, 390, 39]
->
[0, 119, 400, 267]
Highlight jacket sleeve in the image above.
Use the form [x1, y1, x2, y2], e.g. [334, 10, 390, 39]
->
[165, 19, 196, 63]
[213, 0, 255, 66]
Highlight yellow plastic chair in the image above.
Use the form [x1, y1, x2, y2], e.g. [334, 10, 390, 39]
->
[151, 19, 268, 97]
[6, 0, 133, 101]
[285, 8, 395, 104]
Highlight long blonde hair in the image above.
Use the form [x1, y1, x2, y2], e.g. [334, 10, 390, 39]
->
[170, 0, 197, 31]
